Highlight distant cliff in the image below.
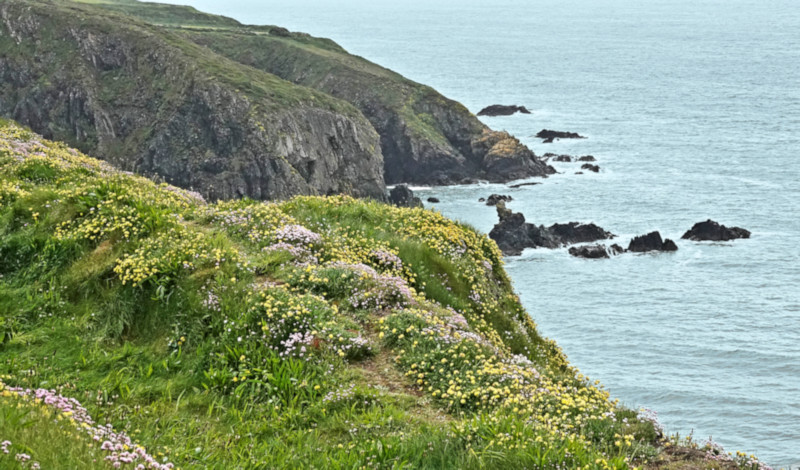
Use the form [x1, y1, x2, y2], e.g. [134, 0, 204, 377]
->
[0, 0, 553, 200]
[0, 0, 385, 201]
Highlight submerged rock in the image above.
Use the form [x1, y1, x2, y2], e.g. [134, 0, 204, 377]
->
[568, 244, 610, 259]
[536, 129, 586, 141]
[628, 231, 678, 253]
[578, 155, 597, 162]
[581, 163, 600, 173]
[477, 105, 532, 116]
[426, 197, 440, 203]
[552, 155, 573, 162]
[681, 219, 751, 241]
[508, 182, 541, 188]
[489, 205, 614, 256]
[389, 185, 422, 208]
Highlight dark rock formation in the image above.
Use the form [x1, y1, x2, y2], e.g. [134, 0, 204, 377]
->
[575, 172, 584, 175]
[471, 130, 556, 183]
[508, 182, 541, 189]
[477, 105, 531, 117]
[486, 194, 513, 206]
[628, 232, 678, 253]
[536, 129, 586, 141]
[581, 164, 600, 173]
[681, 220, 751, 241]
[552, 155, 572, 162]
[0, 1, 386, 201]
[426, 197, 440, 203]
[389, 185, 422, 208]
[489, 205, 615, 256]
[609, 244, 625, 255]
[478, 197, 486, 202]
[569, 245, 609, 259]
[578, 155, 596, 162]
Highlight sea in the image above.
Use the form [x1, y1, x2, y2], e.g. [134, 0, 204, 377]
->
[165, 0, 800, 466]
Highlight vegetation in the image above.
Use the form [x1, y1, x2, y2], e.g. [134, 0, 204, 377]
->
[0, 121, 772, 469]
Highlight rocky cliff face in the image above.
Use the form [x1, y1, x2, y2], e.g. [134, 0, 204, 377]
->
[183, 29, 554, 185]
[0, 1, 386, 201]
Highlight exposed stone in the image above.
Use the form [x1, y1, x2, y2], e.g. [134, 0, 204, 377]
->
[477, 104, 531, 116]
[578, 155, 596, 162]
[581, 163, 600, 173]
[508, 182, 541, 188]
[485, 194, 513, 206]
[681, 219, 751, 241]
[389, 184, 422, 208]
[489, 207, 615, 256]
[426, 197, 440, 203]
[628, 231, 679, 253]
[552, 155, 572, 162]
[568, 245, 609, 259]
[536, 129, 586, 141]
[609, 244, 625, 255]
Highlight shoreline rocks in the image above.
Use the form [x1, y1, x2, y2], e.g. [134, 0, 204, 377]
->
[389, 184, 422, 208]
[477, 105, 532, 117]
[568, 244, 610, 259]
[682, 220, 750, 241]
[627, 231, 678, 253]
[489, 203, 614, 256]
[536, 129, 586, 142]
[485, 194, 513, 206]
[581, 163, 600, 173]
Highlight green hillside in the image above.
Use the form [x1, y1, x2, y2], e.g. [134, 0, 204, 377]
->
[0, 121, 770, 468]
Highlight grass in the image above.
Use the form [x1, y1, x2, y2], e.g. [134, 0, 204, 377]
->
[0, 123, 769, 469]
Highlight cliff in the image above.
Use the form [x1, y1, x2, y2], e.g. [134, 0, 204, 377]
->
[0, 0, 553, 199]
[0, 0, 386, 201]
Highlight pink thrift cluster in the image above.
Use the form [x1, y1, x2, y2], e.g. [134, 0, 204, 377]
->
[1, 384, 173, 470]
[370, 249, 403, 272]
[274, 225, 321, 246]
[262, 242, 318, 265]
[278, 331, 315, 358]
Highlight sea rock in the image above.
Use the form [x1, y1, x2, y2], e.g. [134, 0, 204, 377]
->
[581, 163, 600, 173]
[536, 129, 586, 141]
[681, 219, 751, 241]
[609, 244, 625, 255]
[549, 222, 615, 245]
[477, 105, 532, 117]
[568, 244, 610, 259]
[485, 194, 513, 206]
[575, 171, 584, 175]
[389, 185, 422, 208]
[627, 231, 678, 252]
[552, 155, 572, 162]
[426, 197, 440, 203]
[578, 155, 596, 162]
[489, 206, 615, 256]
[472, 130, 556, 182]
[508, 182, 541, 189]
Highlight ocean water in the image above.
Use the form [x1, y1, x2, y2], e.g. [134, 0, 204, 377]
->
[166, 0, 800, 466]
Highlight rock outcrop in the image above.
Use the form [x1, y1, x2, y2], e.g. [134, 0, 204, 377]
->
[477, 105, 531, 117]
[0, 1, 386, 201]
[489, 204, 614, 256]
[389, 185, 422, 208]
[682, 220, 751, 241]
[568, 245, 610, 259]
[627, 232, 678, 253]
[578, 155, 596, 162]
[485, 194, 513, 206]
[581, 164, 600, 173]
[536, 129, 586, 142]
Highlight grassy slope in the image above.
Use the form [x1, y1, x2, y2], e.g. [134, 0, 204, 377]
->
[0, 121, 676, 469]
[0, 125, 769, 470]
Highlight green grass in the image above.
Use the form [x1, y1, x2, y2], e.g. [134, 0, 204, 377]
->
[0, 122, 766, 469]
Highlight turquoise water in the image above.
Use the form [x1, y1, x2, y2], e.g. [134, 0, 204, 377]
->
[168, 0, 800, 466]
